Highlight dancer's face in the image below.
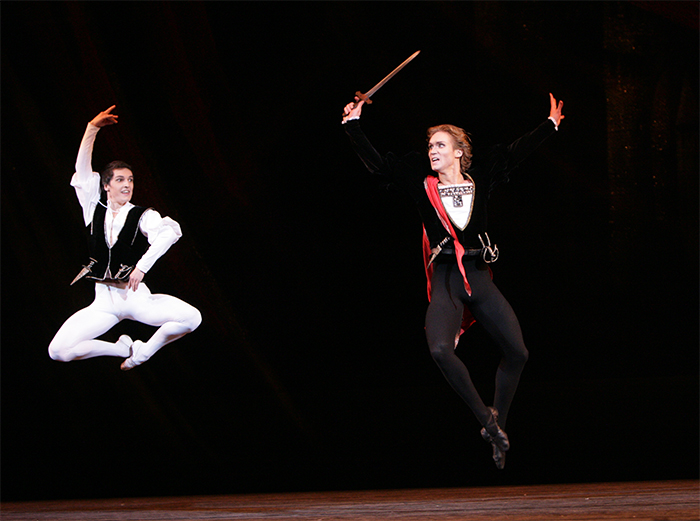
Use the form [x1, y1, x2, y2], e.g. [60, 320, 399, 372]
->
[428, 131, 462, 174]
[104, 168, 134, 206]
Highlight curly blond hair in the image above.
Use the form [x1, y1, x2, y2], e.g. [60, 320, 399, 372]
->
[426, 124, 473, 174]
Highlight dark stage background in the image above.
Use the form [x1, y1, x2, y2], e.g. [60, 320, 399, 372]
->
[2, 1, 698, 502]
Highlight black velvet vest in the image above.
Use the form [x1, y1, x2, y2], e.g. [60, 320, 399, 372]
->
[83, 203, 151, 281]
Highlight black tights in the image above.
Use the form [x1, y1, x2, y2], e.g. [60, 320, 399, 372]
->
[425, 258, 528, 429]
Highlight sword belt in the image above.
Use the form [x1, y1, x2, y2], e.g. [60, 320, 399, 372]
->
[433, 248, 484, 263]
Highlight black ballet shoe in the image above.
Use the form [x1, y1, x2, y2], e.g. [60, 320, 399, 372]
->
[489, 442, 506, 470]
[480, 407, 509, 469]
[480, 407, 510, 452]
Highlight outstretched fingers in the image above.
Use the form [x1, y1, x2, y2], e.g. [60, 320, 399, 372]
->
[549, 93, 564, 125]
[91, 105, 119, 127]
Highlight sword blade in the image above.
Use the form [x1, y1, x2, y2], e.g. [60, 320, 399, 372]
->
[355, 50, 420, 105]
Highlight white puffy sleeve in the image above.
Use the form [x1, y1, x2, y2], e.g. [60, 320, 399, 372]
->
[70, 123, 102, 226]
[135, 209, 183, 273]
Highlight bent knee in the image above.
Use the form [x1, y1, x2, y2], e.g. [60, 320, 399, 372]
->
[519, 346, 529, 364]
[507, 346, 529, 367]
[185, 307, 202, 332]
[48, 343, 72, 362]
[428, 342, 455, 364]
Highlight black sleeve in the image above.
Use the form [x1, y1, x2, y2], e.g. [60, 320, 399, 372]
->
[343, 118, 426, 179]
[482, 119, 558, 192]
[343, 119, 452, 249]
[343, 118, 390, 176]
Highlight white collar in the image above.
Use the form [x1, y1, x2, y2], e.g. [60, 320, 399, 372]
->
[107, 201, 135, 214]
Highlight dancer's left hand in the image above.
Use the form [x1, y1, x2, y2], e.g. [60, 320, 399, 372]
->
[90, 105, 119, 127]
[549, 93, 564, 126]
[128, 268, 144, 291]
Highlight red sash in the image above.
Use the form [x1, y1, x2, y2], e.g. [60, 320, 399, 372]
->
[422, 176, 478, 340]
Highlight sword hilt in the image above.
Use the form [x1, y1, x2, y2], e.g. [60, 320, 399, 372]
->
[342, 92, 371, 119]
[354, 91, 373, 105]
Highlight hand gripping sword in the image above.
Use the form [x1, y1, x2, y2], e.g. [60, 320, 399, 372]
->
[348, 50, 421, 110]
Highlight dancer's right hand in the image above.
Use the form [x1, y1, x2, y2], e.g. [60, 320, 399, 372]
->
[90, 105, 119, 127]
[342, 96, 365, 121]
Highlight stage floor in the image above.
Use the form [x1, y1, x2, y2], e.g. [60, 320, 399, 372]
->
[1, 480, 698, 520]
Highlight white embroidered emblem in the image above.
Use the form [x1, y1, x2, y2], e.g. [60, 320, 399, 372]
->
[439, 185, 473, 208]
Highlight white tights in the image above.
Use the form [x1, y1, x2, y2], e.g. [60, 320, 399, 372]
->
[49, 282, 201, 364]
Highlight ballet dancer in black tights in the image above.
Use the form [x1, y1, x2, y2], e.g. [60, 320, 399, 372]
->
[341, 93, 564, 468]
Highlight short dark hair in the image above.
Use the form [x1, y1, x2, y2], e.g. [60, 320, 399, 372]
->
[101, 160, 133, 190]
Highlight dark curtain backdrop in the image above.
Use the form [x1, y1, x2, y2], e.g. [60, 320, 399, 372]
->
[2, 1, 698, 501]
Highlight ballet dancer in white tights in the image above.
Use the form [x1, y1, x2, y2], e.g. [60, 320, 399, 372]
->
[48, 106, 201, 370]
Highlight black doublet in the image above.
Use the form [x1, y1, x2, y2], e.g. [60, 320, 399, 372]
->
[84, 203, 151, 281]
[344, 118, 557, 250]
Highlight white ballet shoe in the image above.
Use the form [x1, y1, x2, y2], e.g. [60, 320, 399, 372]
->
[116, 335, 134, 356]
[120, 339, 144, 371]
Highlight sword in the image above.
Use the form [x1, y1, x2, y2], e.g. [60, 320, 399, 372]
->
[350, 50, 421, 109]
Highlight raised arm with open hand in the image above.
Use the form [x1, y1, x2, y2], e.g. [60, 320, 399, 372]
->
[90, 105, 119, 128]
[549, 93, 564, 127]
